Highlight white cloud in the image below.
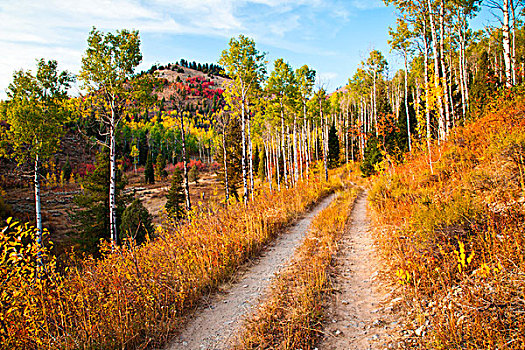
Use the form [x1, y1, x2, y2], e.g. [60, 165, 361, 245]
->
[349, 0, 385, 10]
[0, 0, 383, 97]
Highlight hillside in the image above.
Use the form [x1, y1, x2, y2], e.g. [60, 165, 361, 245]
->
[1, 63, 227, 256]
[368, 89, 525, 348]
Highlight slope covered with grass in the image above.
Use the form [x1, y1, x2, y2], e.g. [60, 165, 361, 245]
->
[369, 90, 525, 348]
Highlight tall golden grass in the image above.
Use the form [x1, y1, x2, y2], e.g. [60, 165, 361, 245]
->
[235, 189, 358, 349]
[369, 89, 525, 349]
[0, 171, 346, 349]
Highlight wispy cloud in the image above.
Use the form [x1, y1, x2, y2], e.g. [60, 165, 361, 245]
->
[0, 0, 390, 96]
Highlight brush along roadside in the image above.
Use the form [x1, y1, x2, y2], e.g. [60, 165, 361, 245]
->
[0, 167, 356, 350]
[368, 90, 525, 349]
[234, 188, 359, 349]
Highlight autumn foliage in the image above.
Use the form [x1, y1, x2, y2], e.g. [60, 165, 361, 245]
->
[0, 174, 343, 349]
[369, 88, 525, 348]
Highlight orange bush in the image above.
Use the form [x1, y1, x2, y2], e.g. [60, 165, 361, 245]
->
[369, 90, 525, 349]
[0, 172, 345, 349]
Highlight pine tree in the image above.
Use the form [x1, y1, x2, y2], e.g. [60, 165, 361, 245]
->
[165, 168, 185, 219]
[328, 123, 340, 168]
[253, 145, 260, 176]
[62, 156, 72, 183]
[144, 152, 155, 184]
[72, 150, 128, 254]
[155, 153, 167, 179]
[258, 149, 266, 180]
[120, 198, 153, 245]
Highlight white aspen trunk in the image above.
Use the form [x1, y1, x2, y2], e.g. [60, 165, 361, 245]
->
[344, 104, 348, 166]
[448, 54, 456, 128]
[423, 20, 434, 174]
[298, 126, 303, 180]
[34, 154, 42, 267]
[459, 25, 467, 122]
[439, 0, 452, 135]
[510, 0, 517, 85]
[274, 135, 280, 191]
[427, 0, 446, 141]
[404, 53, 412, 152]
[373, 70, 378, 137]
[293, 114, 298, 184]
[222, 130, 229, 202]
[462, 23, 470, 109]
[248, 112, 254, 201]
[241, 92, 248, 205]
[320, 98, 328, 181]
[287, 130, 294, 187]
[351, 103, 355, 161]
[181, 113, 192, 211]
[306, 119, 311, 180]
[502, 0, 512, 87]
[109, 106, 117, 246]
[396, 81, 401, 121]
[264, 139, 272, 191]
[280, 104, 288, 189]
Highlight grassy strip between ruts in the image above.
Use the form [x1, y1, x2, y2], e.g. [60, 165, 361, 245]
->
[234, 187, 358, 349]
[0, 166, 362, 350]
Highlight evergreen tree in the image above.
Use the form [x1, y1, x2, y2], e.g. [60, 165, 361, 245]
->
[258, 149, 266, 180]
[144, 152, 155, 184]
[62, 156, 72, 183]
[155, 153, 167, 179]
[165, 168, 185, 219]
[360, 136, 383, 177]
[188, 164, 199, 184]
[72, 150, 128, 254]
[328, 123, 340, 168]
[120, 198, 153, 245]
[253, 145, 260, 176]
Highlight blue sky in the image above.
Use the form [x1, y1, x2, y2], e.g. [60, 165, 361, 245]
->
[0, 0, 496, 98]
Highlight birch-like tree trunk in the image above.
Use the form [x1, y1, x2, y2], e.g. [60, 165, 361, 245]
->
[404, 53, 412, 152]
[109, 105, 117, 246]
[439, 0, 452, 134]
[274, 135, 280, 191]
[34, 154, 42, 267]
[306, 120, 311, 180]
[293, 114, 298, 184]
[511, 0, 517, 85]
[320, 99, 328, 181]
[241, 91, 248, 205]
[180, 112, 191, 211]
[423, 19, 434, 174]
[427, 0, 446, 141]
[248, 111, 254, 200]
[503, 0, 512, 87]
[222, 131, 229, 202]
[280, 105, 288, 189]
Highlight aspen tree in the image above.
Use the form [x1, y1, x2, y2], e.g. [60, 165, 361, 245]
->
[79, 27, 142, 247]
[220, 35, 266, 204]
[3, 59, 72, 263]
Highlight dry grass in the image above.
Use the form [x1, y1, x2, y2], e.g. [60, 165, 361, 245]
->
[235, 188, 358, 350]
[0, 167, 353, 350]
[368, 89, 525, 349]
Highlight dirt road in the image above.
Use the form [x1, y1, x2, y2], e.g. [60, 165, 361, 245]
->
[167, 193, 338, 350]
[319, 192, 396, 349]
